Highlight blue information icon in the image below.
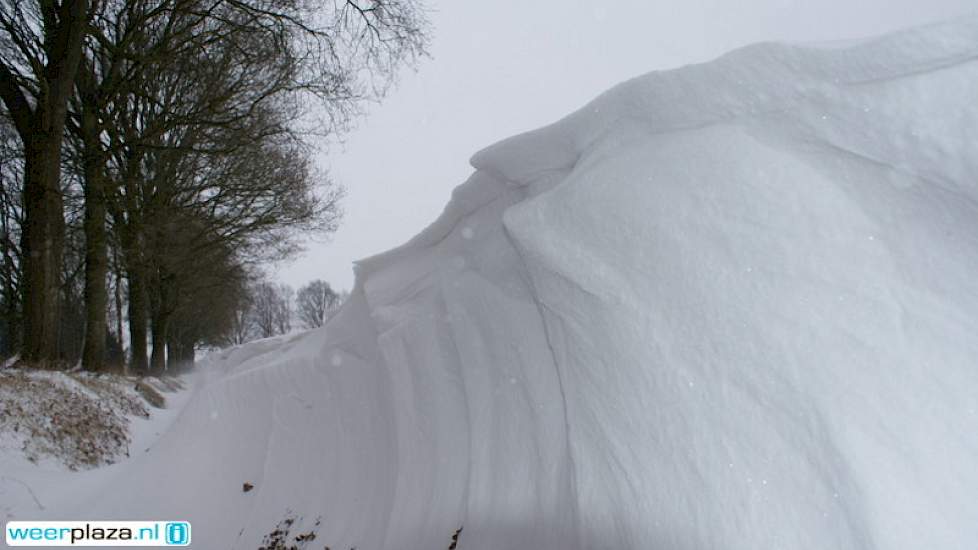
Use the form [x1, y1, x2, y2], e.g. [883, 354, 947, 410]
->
[165, 522, 190, 546]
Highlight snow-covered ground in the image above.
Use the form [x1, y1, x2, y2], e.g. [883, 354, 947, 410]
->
[5, 17, 978, 550]
[0, 370, 193, 526]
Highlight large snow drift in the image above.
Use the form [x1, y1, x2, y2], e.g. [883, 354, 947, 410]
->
[30, 18, 978, 550]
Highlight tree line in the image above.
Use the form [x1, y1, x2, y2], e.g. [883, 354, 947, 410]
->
[0, 0, 426, 372]
[226, 277, 347, 346]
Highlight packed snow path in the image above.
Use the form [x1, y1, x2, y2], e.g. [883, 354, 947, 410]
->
[31, 18, 978, 550]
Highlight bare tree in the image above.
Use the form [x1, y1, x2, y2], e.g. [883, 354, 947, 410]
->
[1, 0, 429, 369]
[250, 280, 292, 339]
[0, 111, 23, 358]
[0, 0, 90, 365]
[164, 240, 250, 369]
[296, 279, 339, 328]
[224, 290, 255, 347]
[274, 284, 293, 336]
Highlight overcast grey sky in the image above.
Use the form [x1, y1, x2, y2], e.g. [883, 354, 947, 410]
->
[275, 0, 975, 291]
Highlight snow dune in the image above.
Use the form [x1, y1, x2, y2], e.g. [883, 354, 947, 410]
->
[36, 17, 978, 549]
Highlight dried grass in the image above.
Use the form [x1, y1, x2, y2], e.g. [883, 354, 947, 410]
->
[0, 369, 150, 470]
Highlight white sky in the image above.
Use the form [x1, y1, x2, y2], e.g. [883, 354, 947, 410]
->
[275, 0, 975, 291]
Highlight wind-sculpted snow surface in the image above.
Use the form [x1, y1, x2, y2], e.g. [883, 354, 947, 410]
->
[49, 18, 978, 550]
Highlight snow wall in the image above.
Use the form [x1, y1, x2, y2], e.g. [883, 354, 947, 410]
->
[59, 18, 978, 550]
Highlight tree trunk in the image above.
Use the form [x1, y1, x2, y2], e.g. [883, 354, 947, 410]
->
[6, 0, 89, 365]
[166, 334, 194, 373]
[150, 309, 167, 374]
[165, 337, 178, 371]
[112, 260, 127, 375]
[21, 137, 66, 364]
[148, 255, 168, 374]
[80, 100, 107, 371]
[127, 264, 149, 372]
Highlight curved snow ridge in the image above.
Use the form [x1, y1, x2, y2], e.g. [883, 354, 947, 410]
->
[340, 17, 978, 549]
[347, 15, 978, 550]
[55, 17, 978, 550]
[471, 16, 978, 186]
